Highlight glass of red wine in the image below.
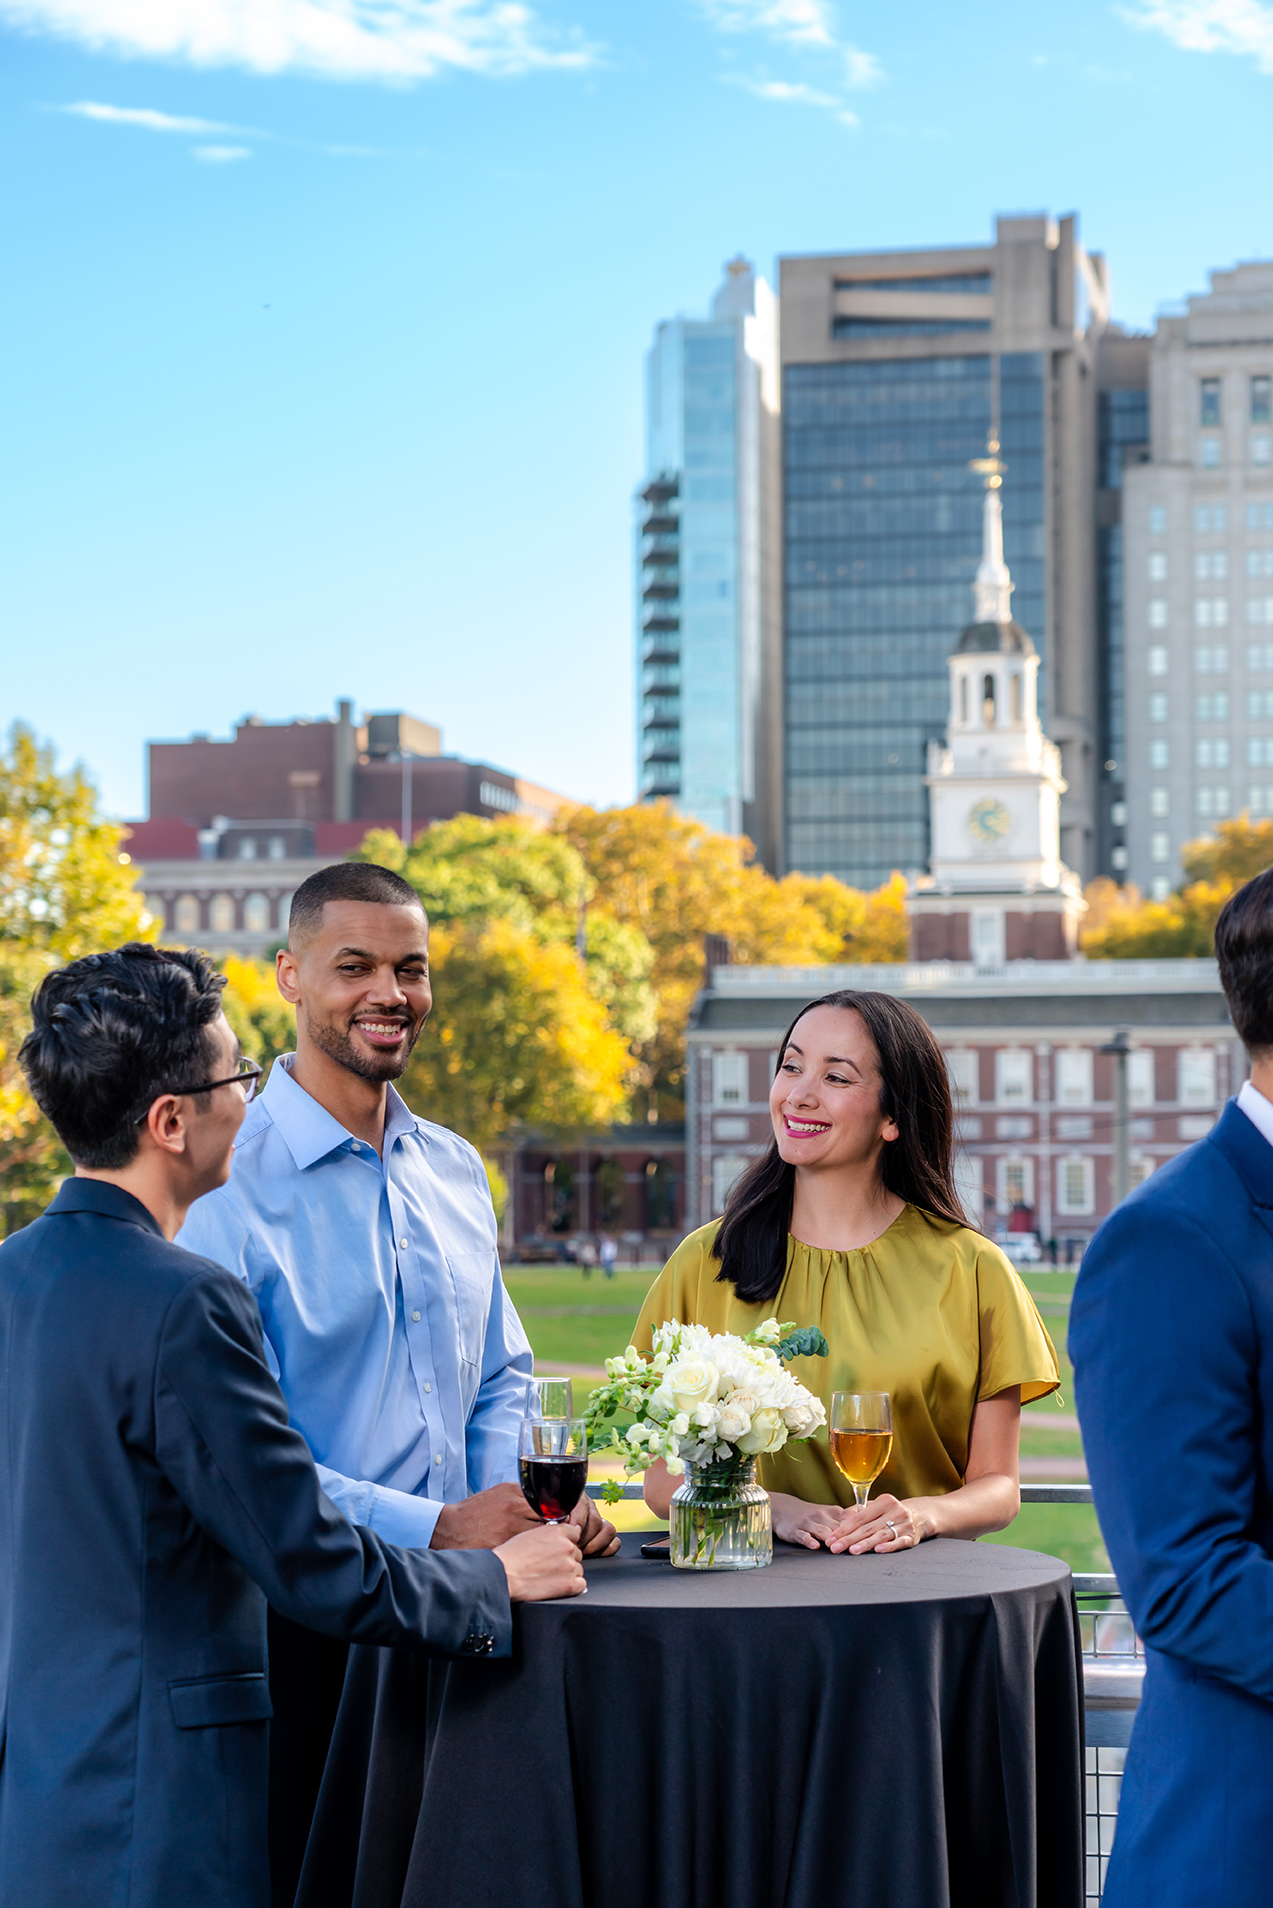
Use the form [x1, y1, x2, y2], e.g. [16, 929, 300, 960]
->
[518, 1417, 588, 1525]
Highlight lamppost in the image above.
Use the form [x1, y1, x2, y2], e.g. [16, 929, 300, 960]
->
[400, 749, 413, 849]
[1100, 1030, 1132, 1206]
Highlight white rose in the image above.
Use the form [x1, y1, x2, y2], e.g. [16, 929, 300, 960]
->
[725, 1389, 762, 1420]
[670, 1412, 691, 1437]
[664, 1357, 721, 1414]
[651, 1351, 670, 1373]
[715, 1401, 753, 1442]
[753, 1317, 782, 1345]
[736, 1406, 788, 1455]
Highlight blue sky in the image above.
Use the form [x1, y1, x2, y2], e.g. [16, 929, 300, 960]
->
[4, 0, 1273, 820]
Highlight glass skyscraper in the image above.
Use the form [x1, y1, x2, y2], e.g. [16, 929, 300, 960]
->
[636, 260, 779, 860]
[779, 215, 1112, 888]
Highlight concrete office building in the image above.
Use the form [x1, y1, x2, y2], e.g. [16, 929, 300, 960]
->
[1122, 262, 1273, 897]
[635, 257, 781, 866]
[779, 213, 1132, 891]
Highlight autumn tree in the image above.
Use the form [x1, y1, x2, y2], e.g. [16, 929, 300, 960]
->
[220, 958, 296, 1078]
[400, 920, 630, 1152]
[0, 723, 150, 1232]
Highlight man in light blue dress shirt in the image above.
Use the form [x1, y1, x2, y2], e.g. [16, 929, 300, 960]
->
[178, 860, 616, 1902]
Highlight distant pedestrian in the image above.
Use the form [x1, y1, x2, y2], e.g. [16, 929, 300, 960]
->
[578, 1239, 598, 1280]
[599, 1235, 618, 1280]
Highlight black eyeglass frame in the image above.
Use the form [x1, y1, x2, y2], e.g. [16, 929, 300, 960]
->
[133, 1059, 264, 1124]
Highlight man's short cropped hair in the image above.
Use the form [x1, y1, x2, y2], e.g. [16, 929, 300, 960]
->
[19, 944, 226, 1171]
[1215, 868, 1273, 1053]
[288, 862, 423, 946]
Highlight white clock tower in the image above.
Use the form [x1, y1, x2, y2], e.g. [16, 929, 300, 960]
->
[910, 445, 1084, 966]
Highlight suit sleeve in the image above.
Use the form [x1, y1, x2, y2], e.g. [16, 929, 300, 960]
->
[1070, 1199, 1273, 1699]
[153, 1265, 513, 1656]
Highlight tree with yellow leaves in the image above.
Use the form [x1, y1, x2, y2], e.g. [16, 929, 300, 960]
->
[400, 920, 631, 1153]
[1080, 815, 1273, 961]
[0, 723, 150, 1232]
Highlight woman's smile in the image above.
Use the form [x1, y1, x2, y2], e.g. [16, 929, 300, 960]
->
[782, 1114, 831, 1137]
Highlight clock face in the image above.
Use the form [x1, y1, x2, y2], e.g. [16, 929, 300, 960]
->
[967, 798, 1013, 844]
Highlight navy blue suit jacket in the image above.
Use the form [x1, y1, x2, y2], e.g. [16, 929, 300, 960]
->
[1071, 1099, 1273, 1908]
[0, 1179, 512, 1908]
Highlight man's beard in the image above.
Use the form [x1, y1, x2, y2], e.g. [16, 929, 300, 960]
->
[304, 1011, 423, 1083]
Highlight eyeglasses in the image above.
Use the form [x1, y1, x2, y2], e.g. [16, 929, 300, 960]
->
[134, 1059, 264, 1123]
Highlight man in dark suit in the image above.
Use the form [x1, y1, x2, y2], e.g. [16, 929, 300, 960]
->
[0, 943, 584, 1908]
[1070, 869, 1273, 1908]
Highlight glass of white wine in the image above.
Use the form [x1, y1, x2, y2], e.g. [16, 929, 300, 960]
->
[829, 1391, 893, 1509]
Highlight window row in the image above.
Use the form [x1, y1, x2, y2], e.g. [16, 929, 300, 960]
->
[1200, 376, 1272, 426]
[1198, 436, 1271, 468]
[945, 1046, 1216, 1108]
[1151, 504, 1273, 536]
[151, 891, 288, 937]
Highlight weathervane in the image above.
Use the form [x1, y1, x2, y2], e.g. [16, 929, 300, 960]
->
[969, 434, 1005, 490]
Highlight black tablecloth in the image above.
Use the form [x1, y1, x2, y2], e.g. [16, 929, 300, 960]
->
[296, 1539, 1083, 1908]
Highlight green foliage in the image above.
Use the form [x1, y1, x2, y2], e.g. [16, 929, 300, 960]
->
[775, 1325, 830, 1364]
[218, 958, 296, 1080]
[0, 723, 150, 1233]
[483, 1154, 509, 1224]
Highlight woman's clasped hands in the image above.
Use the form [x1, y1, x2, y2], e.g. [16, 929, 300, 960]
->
[769, 1490, 924, 1554]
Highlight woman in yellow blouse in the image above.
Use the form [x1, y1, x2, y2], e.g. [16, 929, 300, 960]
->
[638, 989, 1059, 1553]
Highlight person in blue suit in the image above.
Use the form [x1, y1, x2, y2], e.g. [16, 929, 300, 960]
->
[0, 942, 584, 1908]
[1070, 868, 1273, 1908]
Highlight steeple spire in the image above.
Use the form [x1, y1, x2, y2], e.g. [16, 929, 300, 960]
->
[969, 436, 1013, 625]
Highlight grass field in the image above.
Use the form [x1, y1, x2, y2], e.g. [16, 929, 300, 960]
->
[503, 1258, 1110, 1572]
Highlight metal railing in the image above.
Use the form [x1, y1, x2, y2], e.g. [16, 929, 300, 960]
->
[586, 1475, 1134, 1904]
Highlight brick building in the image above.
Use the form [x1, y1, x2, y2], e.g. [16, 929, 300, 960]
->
[125, 700, 568, 958]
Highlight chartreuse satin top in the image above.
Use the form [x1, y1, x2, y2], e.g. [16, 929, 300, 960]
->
[632, 1206, 1059, 1507]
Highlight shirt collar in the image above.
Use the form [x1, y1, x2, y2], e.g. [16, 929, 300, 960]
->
[1237, 1079, 1273, 1153]
[260, 1053, 424, 1171]
[46, 1177, 167, 1237]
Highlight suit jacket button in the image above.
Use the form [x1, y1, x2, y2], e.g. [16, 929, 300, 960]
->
[460, 1631, 494, 1656]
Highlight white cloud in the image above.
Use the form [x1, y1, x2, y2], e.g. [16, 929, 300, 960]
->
[727, 68, 858, 125]
[1123, 0, 1273, 72]
[61, 99, 236, 131]
[0, 0, 595, 81]
[697, 0, 881, 79]
[841, 41, 880, 87]
[194, 142, 252, 159]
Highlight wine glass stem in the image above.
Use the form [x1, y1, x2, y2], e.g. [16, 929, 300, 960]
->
[852, 1483, 869, 1510]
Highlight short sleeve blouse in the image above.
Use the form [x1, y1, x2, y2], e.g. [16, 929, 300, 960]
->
[631, 1204, 1059, 1507]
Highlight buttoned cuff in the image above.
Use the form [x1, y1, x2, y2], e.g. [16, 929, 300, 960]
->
[365, 1484, 445, 1550]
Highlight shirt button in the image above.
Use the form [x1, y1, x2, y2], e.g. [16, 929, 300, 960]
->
[411, 1309, 421, 1322]
[399, 1237, 408, 1250]
[423, 1381, 432, 1394]
[350, 1141, 361, 1152]
[433, 1453, 442, 1465]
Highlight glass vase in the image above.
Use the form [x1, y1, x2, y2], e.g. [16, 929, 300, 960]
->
[669, 1455, 772, 1570]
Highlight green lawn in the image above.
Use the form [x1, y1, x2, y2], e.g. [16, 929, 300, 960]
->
[504, 1259, 1109, 1573]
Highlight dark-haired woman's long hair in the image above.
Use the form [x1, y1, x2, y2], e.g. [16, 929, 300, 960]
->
[712, 990, 969, 1303]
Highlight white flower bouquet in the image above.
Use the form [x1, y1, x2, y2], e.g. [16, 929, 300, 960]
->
[585, 1317, 829, 1501]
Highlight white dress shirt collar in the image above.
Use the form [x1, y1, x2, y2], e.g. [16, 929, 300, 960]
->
[1237, 1078, 1273, 1152]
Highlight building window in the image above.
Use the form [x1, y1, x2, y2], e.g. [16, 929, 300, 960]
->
[1195, 504, 1228, 533]
[1249, 738, 1273, 766]
[1151, 876, 1170, 900]
[995, 1050, 1032, 1105]
[174, 893, 201, 936]
[1149, 506, 1166, 534]
[1247, 552, 1273, 578]
[1148, 552, 1167, 581]
[712, 1052, 749, 1107]
[1057, 1156, 1095, 1215]
[1128, 1049, 1155, 1107]
[711, 1155, 748, 1216]
[997, 1156, 1034, 1214]
[1055, 1049, 1093, 1106]
[143, 895, 167, 933]
[1194, 599, 1229, 627]
[1200, 379, 1222, 427]
[1150, 832, 1171, 862]
[1195, 551, 1228, 580]
[945, 1048, 979, 1106]
[1249, 644, 1273, 670]
[1150, 739, 1169, 769]
[1196, 738, 1230, 768]
[1249, 599, 1273, 625]
[1150, 693, 1168, 721]
[1111, 846, 1128, 870]
[276, 892, 294, 935]
[1150, 787, 1169, 816]
[1196, 787, 1230, 817]
[243, 893, 271, 934]
[1194, 644, 1228, 672]
[1129, 1155, 1155, 1189]
[1201, 437, 1221, 468]
[1254, 436, 1272, 467]
[267, 836, 286, 860]
[1148, 599, 1168, 628]
[1253, 376, 1273, 425]
[209, 894, 236, 934]
[1196, 691, 1230, 720]
[236, 838, 258, 860]
[1149, 645, 1169, 675]
[1247, 502, 1273, 531]
[1178, 1048, 1216, 1106]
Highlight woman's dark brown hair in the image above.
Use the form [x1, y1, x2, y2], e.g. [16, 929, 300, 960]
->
[712, 989, 968, 1303]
